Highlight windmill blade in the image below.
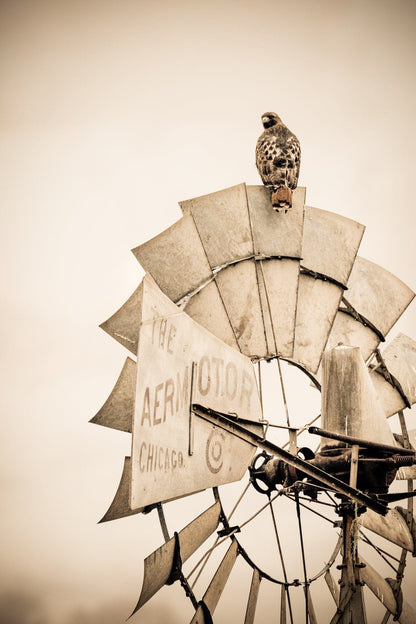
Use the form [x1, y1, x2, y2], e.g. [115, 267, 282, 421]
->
[325, 570, 340, 606]
[130, 275, 263, 510]
[293, 207, 365, 373]
[344, 258, 414, 340]
[179, 183, 253, 268]
[90, 357, 136, 432]
[321, 345, 396, 447]
[372, 334, 416, 413]
[181, 184, 269, 358]
[132, 501, 222, 614]
[323, 258, 415, 366]
[213, 260, 268, 357]
[183, 280, 239, 350]
[190, 540, 239, 624]
[306, 586, 318, 624]
[247, 185, 305, 358]
[244, 568, 261, 624]
[132, 214, 213, 303]
[359, 507, 415, 553]
[100, 282, 144, 354]
[360, 556, 416, 623]
[99, 457, 143, 522]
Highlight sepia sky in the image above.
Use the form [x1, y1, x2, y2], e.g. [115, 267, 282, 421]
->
[1, 0, 416, 622]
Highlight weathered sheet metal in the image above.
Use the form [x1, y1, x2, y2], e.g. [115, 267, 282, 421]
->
[190, 540, 239, 624]
[99, 457, 141, 522]
[306, 587, 317, 624]
[179, 183, 253, 268]
[368, 335, 416, 418]
[359, 507, 414, 552]
[370, 368, 407, 418]
[183, 280, 239, 350]
[360, 556, 416, 624]
[90, 357, 136, 432]
[131, 276, 262, 510]
[280, 584, 287, 624]
[324, 570, 339, 606]
[246, 185, 305, 259]
[214, 260, 268, 358]
[244, 568, 261, 624]
[245, 186, 305, 359]
[301, 207, 364, 287]
[292, 275, 343, 373]
[344, 258, 414, 339]
[376, 334, 416, 406]
[133, 501, 221, 612]
[321, 346, 395, 447]
[322, 310, 380, 364]
[132, 214, 212, 302]
[258, 258, 300, 359]
[100, 282, 144, 355]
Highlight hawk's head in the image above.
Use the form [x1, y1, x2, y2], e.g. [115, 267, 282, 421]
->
[261, 112, 282, 129]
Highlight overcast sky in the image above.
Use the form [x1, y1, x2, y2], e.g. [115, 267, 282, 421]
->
[1, 0, 416, 622]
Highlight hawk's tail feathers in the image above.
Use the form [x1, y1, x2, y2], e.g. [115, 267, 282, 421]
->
[271, 186, 292, 212]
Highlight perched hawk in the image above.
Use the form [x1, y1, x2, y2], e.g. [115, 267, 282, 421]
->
[256, 112, 301, 211]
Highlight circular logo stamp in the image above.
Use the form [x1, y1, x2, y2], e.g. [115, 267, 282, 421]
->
[206, 429, 225, 474]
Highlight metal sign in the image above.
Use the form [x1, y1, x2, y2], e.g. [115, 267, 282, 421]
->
[130, 275, 263, 510]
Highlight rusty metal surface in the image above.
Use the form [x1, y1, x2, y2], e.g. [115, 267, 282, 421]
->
[131, 276, 262, 509]
[180, 184, 253, 268]
[359, 507, 414, 551]
[360, 556, 416, 623]
[190, 540, 239, 623]
[90, 357, 136, 432]
[134, 501, 221, 612]
[244, 568, 261, 624]
[321, 346, 395, 447]
[132, 215, 212, 302]
[259, 258, 300, 358]
[214, 260, 268, 359]
[100, 282, 144, 354]
[247, 185, 305, 258]
[99, 457, 141, 522]
[292, 274, 343, 373]
[344, 257, 414, 339]
[301, 207, 364, 286]
[377, 334, 416, 406]
[183, 280, 239, 350]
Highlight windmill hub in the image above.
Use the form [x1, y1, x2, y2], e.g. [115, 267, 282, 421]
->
[249, 441, 412, 500]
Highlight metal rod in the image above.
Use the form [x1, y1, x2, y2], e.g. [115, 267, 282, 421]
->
[309, 426, 415, 456]
[277, 358, 291, 428]
[191, 481, 251, 588]
[295, 492, 309, 624]
[268, 495, 294, 624]
[192, 404, 387, 515]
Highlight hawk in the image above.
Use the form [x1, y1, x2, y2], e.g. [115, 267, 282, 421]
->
[255, 112, 301, 212]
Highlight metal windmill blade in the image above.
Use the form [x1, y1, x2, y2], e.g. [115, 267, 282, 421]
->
[94, 181, 416, 623]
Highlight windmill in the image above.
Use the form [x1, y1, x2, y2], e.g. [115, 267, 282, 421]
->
[92, 183, 416, 622]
